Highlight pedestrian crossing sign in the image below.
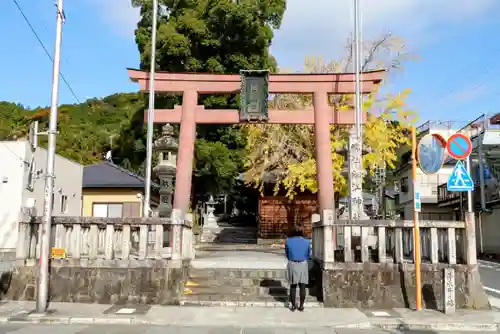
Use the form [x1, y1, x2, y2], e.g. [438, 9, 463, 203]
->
[447, 160, 474, 192]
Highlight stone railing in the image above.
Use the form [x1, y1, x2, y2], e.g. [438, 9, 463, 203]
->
[15, 212, 194, 263]
[312, 211, 476, 267]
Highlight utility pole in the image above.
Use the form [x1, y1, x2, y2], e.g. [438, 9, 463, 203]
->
[36, 0, 65, 313]
[143, 0, 159, 217]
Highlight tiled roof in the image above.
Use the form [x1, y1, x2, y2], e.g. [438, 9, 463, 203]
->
[83, 161, 151, 188]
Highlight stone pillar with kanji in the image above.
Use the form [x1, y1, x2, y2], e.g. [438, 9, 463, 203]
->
[153, 123, 178, 218]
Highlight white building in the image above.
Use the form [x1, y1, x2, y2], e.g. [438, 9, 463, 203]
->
[393, 162, 455, 220]
[0, 140, 83, 252]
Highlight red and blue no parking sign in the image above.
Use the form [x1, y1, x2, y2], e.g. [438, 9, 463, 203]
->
[446, 133, 472, 160]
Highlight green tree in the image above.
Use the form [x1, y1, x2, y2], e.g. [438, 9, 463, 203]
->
[132, 0, 286, 197]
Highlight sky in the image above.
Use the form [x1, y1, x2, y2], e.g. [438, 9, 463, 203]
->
[2, 0, 500, 126]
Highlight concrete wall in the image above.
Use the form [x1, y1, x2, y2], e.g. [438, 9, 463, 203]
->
[23, 147, 83, 217]
[402, 203, 455, 221]
[477, 208, 500, 254]
[0, 141, 29, 250]
[82, 188, 144, 217]
[316, 263, 490, 310]
[5, 260, 189, 305]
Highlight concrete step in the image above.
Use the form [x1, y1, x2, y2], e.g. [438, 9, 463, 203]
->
[185, 277, 289, 286]
[180, 293, 319, 304]
[185, 285, 308, 296]
[187, 268, 288, 280]
[182, 267, 321, 307]
[179, 298, 323, 308]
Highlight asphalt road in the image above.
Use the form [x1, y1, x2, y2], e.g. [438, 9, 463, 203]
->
[478, 259, 500, 309]
[0, 325, 487, 334]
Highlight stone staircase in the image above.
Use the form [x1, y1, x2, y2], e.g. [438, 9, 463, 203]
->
[180, 268, 322, 307]
[213, 224, 258, 244]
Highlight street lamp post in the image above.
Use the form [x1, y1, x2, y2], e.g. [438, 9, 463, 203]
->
[36, 0, 65, 313]
[143, 0, 159, 217]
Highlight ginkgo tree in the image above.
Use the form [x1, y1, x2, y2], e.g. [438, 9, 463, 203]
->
[243, 34, 419, 198]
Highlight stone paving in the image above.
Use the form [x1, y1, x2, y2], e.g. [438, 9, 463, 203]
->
[0, 324, 493, 333]
[0, 301, 497, 331]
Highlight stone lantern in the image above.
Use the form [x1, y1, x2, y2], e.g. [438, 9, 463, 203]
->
[201, 195, 220, 242]
[153, 123, 178, 218]
[204, 195, 218, 228]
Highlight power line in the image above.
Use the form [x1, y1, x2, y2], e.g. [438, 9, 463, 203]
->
[12, 0, 80, 104]
[0, 142, 29, 164]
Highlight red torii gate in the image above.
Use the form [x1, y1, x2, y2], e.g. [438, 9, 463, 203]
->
[128, 69, 385, 227]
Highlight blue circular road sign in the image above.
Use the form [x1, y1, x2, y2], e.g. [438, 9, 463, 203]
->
[446, 133, 472, 160]
[417, 133, 447, 175]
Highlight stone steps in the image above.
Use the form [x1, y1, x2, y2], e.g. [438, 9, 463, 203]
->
[187, 268, 288, 279]
[181, 268, 322, 308]
[179, 300, 322, 307]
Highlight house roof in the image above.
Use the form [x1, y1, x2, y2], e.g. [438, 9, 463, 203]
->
[83, 161, 157, 189]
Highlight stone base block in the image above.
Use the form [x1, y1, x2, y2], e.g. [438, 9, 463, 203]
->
[201, 227, 221, 243]
[315, 262, 491, 310]
[5, 259, 190, 305]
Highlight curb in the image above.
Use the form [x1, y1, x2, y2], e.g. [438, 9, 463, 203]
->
[0, 315, 498, 331]
[373, 321, 499, 332]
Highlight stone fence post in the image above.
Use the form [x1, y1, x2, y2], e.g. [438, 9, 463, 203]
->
[321, 209, 335, 267]
[312, 210, 335, 268]
[170, 209, 183, 261]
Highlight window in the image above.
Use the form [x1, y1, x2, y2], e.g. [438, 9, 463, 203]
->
[52, 193, 55, 210]
[93, 203, 123, 218]
[92, 202, 141, 218]
[400, 177, 409, 193]
[60, 195, 68, 213]
[26, 157, 35, 191]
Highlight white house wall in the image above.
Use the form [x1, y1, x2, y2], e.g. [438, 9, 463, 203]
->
[397, 165, 454, 205]
[0, 140, 84, 252]
[23, 147, 83, 217]
[0, 141, 30, 250]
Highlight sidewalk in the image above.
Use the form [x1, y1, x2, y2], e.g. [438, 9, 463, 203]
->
[0, 301, 498, 331]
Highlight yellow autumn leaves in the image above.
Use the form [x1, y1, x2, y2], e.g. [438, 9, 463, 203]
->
[242, 89, 417, 199]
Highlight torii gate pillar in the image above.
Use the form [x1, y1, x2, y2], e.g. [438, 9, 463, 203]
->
[172, 90, 197, 212]
[313, 91, 335, 213]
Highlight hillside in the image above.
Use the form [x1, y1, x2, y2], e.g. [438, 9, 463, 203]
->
[0, 93, 245, 196]
[0, 93, 148, 168]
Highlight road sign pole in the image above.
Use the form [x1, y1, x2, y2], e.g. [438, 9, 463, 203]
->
[411, 126, 422, 311]
[466, 155, 473, 213]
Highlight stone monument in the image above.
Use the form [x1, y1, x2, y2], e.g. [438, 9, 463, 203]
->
[153, 123, 178, 218]
[340, 128, 376, 253]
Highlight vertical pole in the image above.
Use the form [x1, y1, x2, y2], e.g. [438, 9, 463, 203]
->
[411, 126, 422, 311]
[478, 142, 486, 210]
[349, 0, 365, 222]
[353, 0, 362, 139]
[37, 0, 64, 313]
[143, 0, 159, 217]
[466, 156, 473, 213]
